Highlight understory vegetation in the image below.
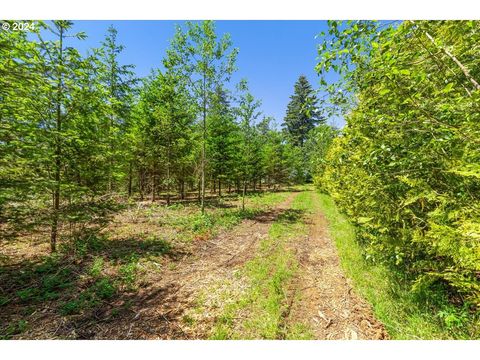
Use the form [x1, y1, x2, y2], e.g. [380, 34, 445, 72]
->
[317, 193, 479, 339]
[0, 190, 290, 338]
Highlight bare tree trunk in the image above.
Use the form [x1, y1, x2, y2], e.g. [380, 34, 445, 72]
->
[139, 168, 144, 201]
[198, 179, 201, 204]
[50, 25, 65, 253]
[218, 179, 222, 197]
[200, 69, 207, 214]
[128, 161, 133, 198]
[166, 160, 171, 206]
[242, 181, 247, 211]
[180, 178, 185, 200]
[151, 161, 156, 202]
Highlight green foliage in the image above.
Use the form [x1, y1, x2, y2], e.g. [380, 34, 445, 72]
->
[283, 75, 323, 147]
[59, 277, 117, 315]
[89, 257, 105, 278]
[119, 256, 139, 291]
[315, 192, 479, 339]
[304, 124, 338, 187]
[317, 21, 480, 310]
[12, 257, 74, 304]
[0, 320, 28, 339]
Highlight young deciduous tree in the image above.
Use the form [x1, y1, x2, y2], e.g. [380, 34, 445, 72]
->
[164, 20, 238, 213]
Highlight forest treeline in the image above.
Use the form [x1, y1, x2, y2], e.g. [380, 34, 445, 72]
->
[0, 21, 328, 252]
[314, 20, 480, 313]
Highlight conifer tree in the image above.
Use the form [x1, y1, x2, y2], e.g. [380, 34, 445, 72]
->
[207, 86, 239, 197]
[283, 75, 323, 147]
[98, 25, 137, 193]
[164, 20, 238, 213]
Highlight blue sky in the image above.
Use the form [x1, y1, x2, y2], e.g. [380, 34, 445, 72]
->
[59, 20, 342, 128]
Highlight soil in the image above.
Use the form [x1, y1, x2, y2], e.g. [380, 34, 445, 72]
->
[2, 189, 388, 340]
[87, 193, 298, 339]
[285, 192, 388, 339]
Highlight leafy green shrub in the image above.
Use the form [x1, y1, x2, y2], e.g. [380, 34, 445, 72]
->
[88, 257, 104, 278]
[60, 299, 82, 315]
[119, 256, 139, 290]
[1, 320, 28, 339]
[92, 278, 116, 300]
[59, 277, 117, 315]
[317, 20, 480, 308]
[16, 288, 39, 302]
[191, 213, 214, 232]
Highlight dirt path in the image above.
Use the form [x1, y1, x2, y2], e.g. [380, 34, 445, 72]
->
[286, 191, 388, 339]
[54, 189, 387, 340]
[92, 193, 299, 339]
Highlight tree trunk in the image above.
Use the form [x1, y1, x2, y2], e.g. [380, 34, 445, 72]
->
[198, 179, 201, 204]
[139, 169, 144, 201]
[166, 160, 171, 206]
[151, 162, 156, 202]
[200, 69, 207, 214]
[128, 161, 133, 198]
[50, 25, 65, 253]
[218, 179, 222, 197]
[180, 178, 185, 200]
[242, 181, 247, 211]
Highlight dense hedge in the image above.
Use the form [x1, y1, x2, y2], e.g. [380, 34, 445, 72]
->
[317, 21, 480, 307]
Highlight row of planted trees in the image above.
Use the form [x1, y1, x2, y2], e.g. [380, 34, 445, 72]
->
[0, 20, 311, 252]
[314, 21, 480, 309]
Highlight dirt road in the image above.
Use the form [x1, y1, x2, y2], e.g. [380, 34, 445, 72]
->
[285, 191, 387, 339]
[92, 193, 299, 339]
[9, 189, 386, 339]
[94, 189, 386, 339]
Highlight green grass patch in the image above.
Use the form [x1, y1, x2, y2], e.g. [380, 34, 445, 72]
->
[119, 255, 140, 291]
[210, 191, 314, 340]
[316, 192, 480, 340]
[59, 276, 117, 315]
[0, 319, 28, 339]
[166, 191, 291, 243]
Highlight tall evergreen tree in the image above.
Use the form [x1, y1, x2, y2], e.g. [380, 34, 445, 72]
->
[235, 80, 262, 210]
[207, 86, 239, 197]
[36, 21, 87, 252]
[283, 75, 323, 147]
[98, 26, 137, 193]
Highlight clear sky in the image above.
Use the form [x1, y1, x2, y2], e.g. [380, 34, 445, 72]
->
[61, 20, 342, 128]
